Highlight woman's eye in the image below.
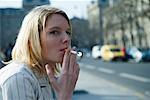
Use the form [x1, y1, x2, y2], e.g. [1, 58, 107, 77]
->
[49, 30, 71, 36]
[66, 31, 71, 35]
[49, 31, 59, 35]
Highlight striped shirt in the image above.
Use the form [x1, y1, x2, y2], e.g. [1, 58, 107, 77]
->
[0, 61, 54, 100]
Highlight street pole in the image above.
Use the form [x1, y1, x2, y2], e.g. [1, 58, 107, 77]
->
[98, 0, 104, 46]
[0, 11, 1, 50]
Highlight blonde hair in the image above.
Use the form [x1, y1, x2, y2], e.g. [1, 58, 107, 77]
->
[12, 5, 71, 74]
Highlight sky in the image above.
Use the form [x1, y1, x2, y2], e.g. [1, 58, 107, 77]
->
[0, 0, 95, 19]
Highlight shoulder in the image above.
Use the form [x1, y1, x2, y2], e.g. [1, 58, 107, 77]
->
[0, 62, 45, 100]
[0, 61, 37, 86]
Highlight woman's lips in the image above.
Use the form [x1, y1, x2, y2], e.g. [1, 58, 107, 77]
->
[59, 48, 67, 54]
[60, 48, 67, 52]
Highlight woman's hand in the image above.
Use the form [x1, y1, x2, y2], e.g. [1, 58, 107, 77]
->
[45, 48, 80, 100]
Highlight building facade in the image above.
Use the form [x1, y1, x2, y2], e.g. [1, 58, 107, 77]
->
[0, 0, 50, 50]
[103, 0, 150, 48]
[87, 0, 119, 45]
[87, 0, 150, 49]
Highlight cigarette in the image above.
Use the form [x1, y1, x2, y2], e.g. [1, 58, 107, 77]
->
[71, 50, 77, 54]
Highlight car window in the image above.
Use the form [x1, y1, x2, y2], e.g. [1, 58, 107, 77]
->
[110, 48, 120, 52]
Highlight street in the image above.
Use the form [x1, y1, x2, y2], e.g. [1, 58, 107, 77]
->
[74, 56, 150, 99]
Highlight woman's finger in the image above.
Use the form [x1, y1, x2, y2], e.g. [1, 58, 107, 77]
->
[45, 64, 60, 92]
[61, 48, 70, 74]
[74, 63, 80, 80]
[69, 50, 77, 75]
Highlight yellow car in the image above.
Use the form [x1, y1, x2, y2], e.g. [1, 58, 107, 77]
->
[100, 45, 125, 61]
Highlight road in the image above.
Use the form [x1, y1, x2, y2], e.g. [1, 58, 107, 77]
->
[79, 56, 150, 98]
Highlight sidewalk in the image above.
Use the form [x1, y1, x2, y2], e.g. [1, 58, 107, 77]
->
[73, 64, 147, 100]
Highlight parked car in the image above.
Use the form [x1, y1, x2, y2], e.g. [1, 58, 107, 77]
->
[126, 47, 142, 62]
[79, 48, 91, 57]
[141, 49, 150, 62]
[100, 45, 125, 61]
[76, 50, 83, 61]
[92, 45, 101, 59]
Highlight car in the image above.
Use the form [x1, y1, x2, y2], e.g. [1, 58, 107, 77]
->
[126, 47, 142, 62]
[76, 50, 83, 61]
[92, 45, 101, 59]
[100, 45, 125, 61]
[141, 49, 150, 62]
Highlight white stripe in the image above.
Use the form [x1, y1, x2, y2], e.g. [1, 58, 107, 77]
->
[79, 63, 95, 70]
[98, 68, 115, 74]
[86, 65, 95, 70]
[119, 73, 150, 83]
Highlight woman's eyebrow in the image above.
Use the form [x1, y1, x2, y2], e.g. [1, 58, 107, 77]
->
[48, 27, 61, 31]
[48, 27, 70, 32]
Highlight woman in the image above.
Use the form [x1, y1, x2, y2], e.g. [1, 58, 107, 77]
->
[0, 5, 80, 100]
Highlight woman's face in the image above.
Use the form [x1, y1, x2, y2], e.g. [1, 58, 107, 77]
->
[40, 14, 71, 65]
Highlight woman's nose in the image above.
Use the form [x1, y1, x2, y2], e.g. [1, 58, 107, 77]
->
[62, 32, 70, 44]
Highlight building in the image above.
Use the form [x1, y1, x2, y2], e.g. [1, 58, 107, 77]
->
[103, 0, 150, 48]
[87, 0, 119, 45]
[87, 0, 150, 48]
[71, 17, 92, 48]
[0, 0, 50, 50]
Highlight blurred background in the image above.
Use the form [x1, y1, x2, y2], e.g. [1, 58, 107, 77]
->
[0, 0, 150, 100]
